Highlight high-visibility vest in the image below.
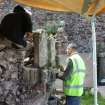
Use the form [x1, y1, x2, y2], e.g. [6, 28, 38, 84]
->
[64, 53, 86, 96]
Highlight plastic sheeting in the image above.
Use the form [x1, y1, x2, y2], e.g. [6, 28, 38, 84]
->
[15, 0, 105, 16]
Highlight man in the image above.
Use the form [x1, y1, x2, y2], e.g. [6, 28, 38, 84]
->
[0, 5, 33, 48]
[0, 5, 33, 105]
[57, 43, 86, 105]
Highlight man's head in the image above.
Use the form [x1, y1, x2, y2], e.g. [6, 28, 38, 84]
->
[13, 5, 32, 16]
[13, 5, 25, 13]
[66, 43, 77, 55]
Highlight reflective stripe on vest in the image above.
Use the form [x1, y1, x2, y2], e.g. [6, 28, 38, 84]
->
[64, 84, 83, 89]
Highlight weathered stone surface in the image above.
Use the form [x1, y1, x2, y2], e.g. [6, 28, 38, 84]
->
[0, 40, 25, 105]
[39, 30, 48, 67]
[50, 37, 56, 67]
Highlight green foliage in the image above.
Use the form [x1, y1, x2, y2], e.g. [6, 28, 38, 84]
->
[81, 89, 105, 105]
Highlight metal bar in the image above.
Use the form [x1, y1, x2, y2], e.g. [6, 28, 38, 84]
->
[91, 16, 98, 105]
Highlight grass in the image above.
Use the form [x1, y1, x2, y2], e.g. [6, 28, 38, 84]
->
[81, 90, 105, 105]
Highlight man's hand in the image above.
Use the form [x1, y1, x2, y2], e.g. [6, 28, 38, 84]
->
[59, 65, 64, 72]
[25, 32, 33, 42]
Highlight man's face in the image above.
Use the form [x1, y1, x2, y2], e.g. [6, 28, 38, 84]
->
[66, 48, 72, 55]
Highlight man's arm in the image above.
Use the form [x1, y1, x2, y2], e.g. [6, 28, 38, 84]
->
[24, 13, 33, 42]
[24, 13, 32, 33]
[58, 59, 73, 80]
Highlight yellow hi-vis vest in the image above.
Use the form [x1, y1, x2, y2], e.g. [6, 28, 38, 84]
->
[64, 53, 86, 96]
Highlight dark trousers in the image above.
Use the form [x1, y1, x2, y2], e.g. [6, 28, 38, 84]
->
[66, 96, 81, 105]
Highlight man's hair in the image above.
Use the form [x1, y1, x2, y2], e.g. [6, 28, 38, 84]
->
[13, 5, 25, 13]
[67, 43, 77, 49]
